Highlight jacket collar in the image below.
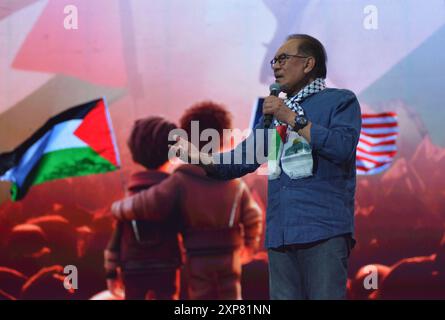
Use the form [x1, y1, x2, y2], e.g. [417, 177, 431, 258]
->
[127, 170, 169, 193]
[174, 164, 210, 179]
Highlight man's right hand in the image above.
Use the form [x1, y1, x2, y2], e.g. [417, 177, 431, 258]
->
[169, 135, 213, 165]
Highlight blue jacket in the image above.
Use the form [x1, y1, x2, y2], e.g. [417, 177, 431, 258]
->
[208, 88, 362, 248]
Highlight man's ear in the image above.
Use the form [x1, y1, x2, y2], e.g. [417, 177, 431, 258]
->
[303, 57, 316, 75]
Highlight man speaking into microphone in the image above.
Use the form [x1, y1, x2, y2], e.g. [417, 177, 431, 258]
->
[113, 34, 362, 300]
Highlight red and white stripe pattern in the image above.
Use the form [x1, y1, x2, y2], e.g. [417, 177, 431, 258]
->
[357, 112, 398, 175]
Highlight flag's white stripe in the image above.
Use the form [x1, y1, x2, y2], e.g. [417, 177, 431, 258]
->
[357, 159, 393, 170]
[356, 159, 381, 169]
[356, 150, 395, 162]
[357, 165, 391, 175]
[361, 127, 399, 135]
[357, 154, 393, 163]
[362, 117, 398, 125]
[359, 134, 397, 144]
[44, 120, 87, 153]
[357, 143, 397, 152]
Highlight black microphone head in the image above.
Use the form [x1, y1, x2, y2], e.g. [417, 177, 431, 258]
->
[269, 83, 281, 96]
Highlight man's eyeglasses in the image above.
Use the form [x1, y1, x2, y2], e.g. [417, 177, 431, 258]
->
[270, 53, 308, 68]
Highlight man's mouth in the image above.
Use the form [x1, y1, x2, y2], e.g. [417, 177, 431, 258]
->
[275, 75, 283, 81]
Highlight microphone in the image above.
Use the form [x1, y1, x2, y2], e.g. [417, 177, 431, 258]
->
[264, 83, 282, 128]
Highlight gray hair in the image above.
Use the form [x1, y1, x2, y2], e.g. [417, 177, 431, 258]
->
[286, 34, 327, 78]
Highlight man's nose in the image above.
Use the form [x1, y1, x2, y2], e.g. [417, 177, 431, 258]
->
[272, 62, 281, 72]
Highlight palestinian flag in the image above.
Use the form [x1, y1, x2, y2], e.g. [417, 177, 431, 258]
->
[0, 98, 120, 201]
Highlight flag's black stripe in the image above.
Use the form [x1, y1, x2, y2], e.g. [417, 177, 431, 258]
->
[0, 98, 101, 175]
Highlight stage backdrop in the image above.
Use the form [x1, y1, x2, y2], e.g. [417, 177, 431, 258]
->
[0, 0, 444, 299]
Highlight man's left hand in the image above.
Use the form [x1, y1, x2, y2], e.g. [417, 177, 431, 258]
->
[111, 198, 137, 220]
[262, 96, 295, 125]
